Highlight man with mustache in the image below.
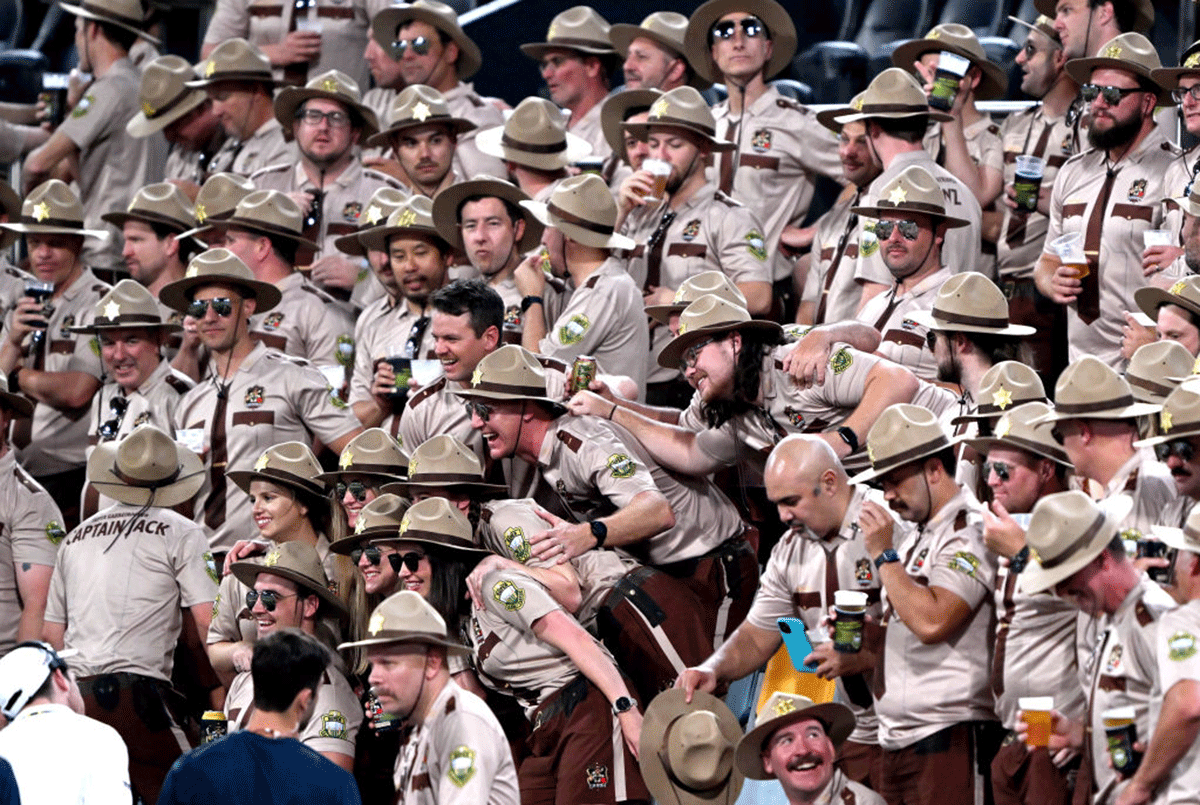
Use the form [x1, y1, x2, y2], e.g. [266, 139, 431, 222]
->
[1132, 380, 1200, 528]
[368, 85, 470, 199]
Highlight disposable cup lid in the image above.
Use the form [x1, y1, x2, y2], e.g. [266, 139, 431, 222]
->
[834, 590, 868, 607]
[1018, 697, 1054, 711]
[1102, 706, 1136, 721]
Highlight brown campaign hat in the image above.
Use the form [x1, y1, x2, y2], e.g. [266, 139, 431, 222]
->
[735, 692, 855, 780]
[161, 248, 282, 314]
[1065, 33, 1169, 104]
[1136, 276, 1200, 322]
[906, 273, 1035, 336]
[371, 0, 482, 80]
[381, 434, 506, 498]
[69, 279, 183, 335]
[850, 164, 970, 228]
[623, 87, 735, 151]
[194, 189, 319, 251]
[319, 427, 409, 483]
[1035, 0, 1153, 36]
[101, 182, 194, 232]
[60, 0, 159, 44]
[951, 360, 1047, 424]
[834, 68, 954, 125]
[0, 180, 108, 240]
[372, 496, 489, 557]
[1034, 356, 1159, 423]
[520, 173, 636, 250]
[601, 88, 662, 162]
[1152, 40, 1200, 89]
[684, 0, 796, 85]
[640, 689, 746, 805]
[964, 401, 1071, 466]
[333, 186, 411, 257]
[645, 270, 747, 325]
[1151, 500, 1200, 553]
[187, 38, 276, 88]
[475, 97, 593, 171]
[366, 84, 475, 148]
[1134, 377, 1200, 448]
[891, 23, 1009, 100]
[1007, 14, 1062, 50]
[330, 493, 410, 554]
[127, 55, 205, 138]
[86, 424, 205, 508]
[356, 195, 449, 254]
[179, 172, 257, 240]
[0, 369, 32, 418]
[338, 589, 469, 653]
[231, 541, 348, 614]
[274, 70, 380, 139]
[610, 12, 710, 90]
[657, 294, 782, 369]
[451, 344, 566, 411]
[227, 441, 327, 498]
[1020, 490, 1134, 594]
[432, 175, 544, 254]
[816, 91, 866, 133]
[521, 6, 617, 61]
[1125, 340, 1194, 404]
[850, 403, 952, 484]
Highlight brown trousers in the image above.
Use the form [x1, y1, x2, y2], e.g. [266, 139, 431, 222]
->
[877, 721, 1004, 805]
[990, 736, 1076, 805]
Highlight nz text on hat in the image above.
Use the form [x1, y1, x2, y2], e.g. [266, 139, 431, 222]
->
[849, 164, 969, 227]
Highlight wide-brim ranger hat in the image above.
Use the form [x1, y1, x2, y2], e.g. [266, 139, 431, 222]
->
[365, 84, 475, 148]
[850, 403, 953, 484]
[356, 196, 449, 255]
[329, 493, 410, 554]
[1136, 276, 1200, 322]
[1133, 378, 1200, 448]
[520, 173, 635, 250]
[380, 434, 506, 498]
[1152, 40, 1200, 89]
[160, 248, 282, 315]
[1151, 500, 1200, 553]
[60, 0, 160, 44]
[645, 270, 747, 325]
[193, 189, 319, 251]
[1034, 356, 1160, 423]
[475, 97, 593, 171]
[318, 428, 409, 485]
[816, 91, 867, 133]
[273, 70, 380, 139]
[68, 279, 183, 336]
[337, 589, 469, 654]
[891, 23, 1009, 101]
[623, 87, 735, 151]
[1125, 340, 1194, 404]
[333, 187, 411, 257]
[1007, 14, 1062, 50]
[834, 68, 955, 125]
[186, 38, 277, 88]
[735, 692, 855, 780]
[178, 172, 257, 240]
[520, 6, 617, 61]
[657, 294, 783, 369]
[951, 360, 1047, 425]
[451, 344, 567, 412]
[964, 401, 1071, 466]
[1035, 0, 1154, 36]
[1020, 490, 1135, 594]
[101, 182, 194, 232]
[849, 164, 970, 228]
[372, 0, 482, 79]
[601, 88, 663, 162]
[683, 0, 797, 85]
[906, 273, 1035, 337]
[610, 12, 712, 90]
[640, 689, 746, 805]
[432, 175, 544, 254]
[86, 424, 204, 507]
[0, 370, 32, 418]
[372, 496, 490, 558]
[127, 55, 205, 137]
[1065, 33, 1170, 105]
[0, 179, 108, 240]
[231, 541, 348, 615]
[227, 441, 327, 498]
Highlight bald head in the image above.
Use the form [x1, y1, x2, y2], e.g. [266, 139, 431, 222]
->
[766, 435, 851, 539]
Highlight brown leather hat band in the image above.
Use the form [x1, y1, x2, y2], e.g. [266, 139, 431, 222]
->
[409, 472, 486, 485]
[1054, 395, 1136, 415]
[933, 309, 1009, 329]
[1126, 374, 1173, 397]
[501, 132, 567, 154]
[143, 88, 193, 121]
[1037, 512, 1108, 569]
[19, 214, 84, 228]
[861, 103, 932, 115]
[468, 379, 546, 396]
[94, 313, 166, 326]
[547, 202, 614, 235]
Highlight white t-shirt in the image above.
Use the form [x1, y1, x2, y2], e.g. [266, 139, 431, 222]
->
[0, 702, 130, 803]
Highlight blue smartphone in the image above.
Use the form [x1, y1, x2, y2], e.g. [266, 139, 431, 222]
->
[778, 617, 817, 673]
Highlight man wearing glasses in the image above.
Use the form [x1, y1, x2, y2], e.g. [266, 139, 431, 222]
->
[1134, 379, 1200, 529]
[1033, 33, 1182, 368]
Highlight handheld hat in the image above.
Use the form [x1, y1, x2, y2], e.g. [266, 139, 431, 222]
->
[319, 428, 409, 484]
[1065, 33, 1169, 104]
[610, 12, 710, 90]
[1151, 500, 1200, 554]
[0, 179, 108, 240]
[1034, 0, 1154, 37]
[475, 97, 593, 171]
[816, 91, 867, 133]
[451, 344, 566, 411]
[907, 273, 1035, 336]
[645, 270, 747, 325]
[371, 0, 482, 80]
[1034, 356, 1160, 423]
[891, 23, 1009, 100]
[657, 294, 782, 369]
[951, 360, 1047, 424]
[432, 175, 544, 253]
[366, 84, 475, 148]
[1152, 40, 1200, 89]
[160, 248, 282, 314]
[333, 186, 411, 257]
[85, 424, 204, 507]
[1007, 14, 1062, 50]
[69, 279, 182, 335]
[963, 401, 1071, 466]
[381, 434, 506, 498]
[274, 69, 380, 139]
[60, 0, 159, 44]
[179, 172, 257, 240]
[520, 173, 636, 250]
[1133, 377, 1200, 447]
[683, 0, 797, 85]
[373, 496, 489, 557]
[601, 88, 663, 162]
[850, 403, 952, 484]
[227, 441, 327, 498]
[521, 6, 617, 60]
[194, 189, 319, 250]
[127, 55, 205, 137]
[0, 642, 79, 720]
[231, 541, 348, 615]
[101, 182, 194, 232]
[330, 493, 410, 555]
[623, 86, 735, 151]
[735, 692, 855, 779]
[1135, 276, 1200, 322]
[356, 195, 449, 254]
[0, 370, 32, 418]
[640, 689, 746, 805]
[1020, 490, 1135, 594]
[187, 38, 276, 88]
[849, 164, 970, 227]
[1125, 340, 1194, 404]
[834, 68, 954, 125]
[338, 590, 468, 653]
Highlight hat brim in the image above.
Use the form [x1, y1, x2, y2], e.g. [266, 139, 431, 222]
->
[450, 383, 568, 415]
[816, 105, 855, 133]
[1165, 195, 1200, 217]
[274, 88, 380, 140]
[623, 120, 736, 151]
[1064, 58, 1169, 103]
[356, 221, 451, 256]
[1148, 524, 1200, 554]
[432, 178, 544, 253]
[227, 466, 327, 498]
[100, 208, 192, 233]
[519, 42, 618, 61]
[905, 309, 1036, 337]
[847, 203, 970, 229]
[683, 0, 796, 85]
[610, 26, 713, 91]
[1020, 496, 1133, 594]
[734, 699, 855, 779]
[640, 689, 746, 804]
[338, 629, 470, 654]
[230, 558, 348, 614]
[645, 302, 687, 326]
[380, 478, 507, 498]
[834, 105, 955, 125]
[159, 273, 282, 316]
[1133, 419, 1200, 447]
[656, 319, 783, 369]
[1032, 400, 1162, 424]
[371, 6, 482, 80]
[0, 389, 33, 418]
[1134, 285, 1200, 322]
[1151, 66, 1200, 91]
[368, 530, 492, 558]
[68, 320, 182, 336]
[85, 440, 205, 507]
[59, 1, 161, 45]
[890, 40, 1008, 101]
[0, 222, 109, 240]
[365, 115, 476, 149]
[1007, 17, 1062, 49]
[601, 89, 663, 162]
[315, 468, 407, 485]
[185, 73, 280, 90]
[848, 433, 952, 485]
[961, 433, 1071, 466]
[520, 199, 635, 251]
[474, 125, 593, 171]
[126, 91, 206, 138]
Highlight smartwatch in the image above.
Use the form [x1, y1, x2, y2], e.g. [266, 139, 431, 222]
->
[837, 426, 859, 453]
[873, 549, 901, 569]
[589, 519, 608, 548]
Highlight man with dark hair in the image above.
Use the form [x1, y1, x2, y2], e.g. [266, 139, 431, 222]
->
[103, 183, 198, 321]
[366, 86, 471, 199]
[1042, 0, 1153, 59]
[158, 629, 362, 805]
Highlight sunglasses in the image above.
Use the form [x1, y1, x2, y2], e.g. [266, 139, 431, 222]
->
[336, 480, 372, 502]
[1172, 85, 1200, 104]
[245, 589, 297, 612]
[98, 396, 128, 442]
[296, 108, 351, 128]
[1154, 438, 1196, 463]
[464, 400, 494, 423]
[983, 461, 1012, 482]
[1050, 422, 1079, 445]
[873, 219, 922, 242]
[185, 297, 234, 319]
[711, 17, 765, 40]
[924, 330, 938, 350]
[1080, 84, 1143, 105]
[679, 337, 717, 373]
[392, 35, 432, 56]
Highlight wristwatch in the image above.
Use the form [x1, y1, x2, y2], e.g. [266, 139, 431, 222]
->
[589, 519, 608, 548]
[612, 696, 635, 716]
[836, 426, 859, 453]
[873, 548, 901, 569]
[520, 295, 543, 313]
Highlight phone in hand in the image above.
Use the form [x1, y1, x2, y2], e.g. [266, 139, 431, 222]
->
[778, 617, 817, 673]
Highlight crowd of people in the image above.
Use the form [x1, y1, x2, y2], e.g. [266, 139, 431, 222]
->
[0, 0, 1199, 803]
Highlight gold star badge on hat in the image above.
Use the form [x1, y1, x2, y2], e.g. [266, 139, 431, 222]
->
[547, 21, 558, 39]
[650, 98, 670, 119]
[396, 208, 417, 227]
[471, 366, 483, 386]
[205, 60, 216, 78]
[264, 547, 281, 567]
[1171, 280, 1188, 295]
[1193, 355, 1200, 375]
[992, 386, 1013, 410]
[773, 697, 796, 716]
[1162, 408, 1174, 433]
[408, 456, 420, 477]
[354, 516, 367, 534]
[364, 205, 382, 225]
[887, 185, 908, 205]
[995, 414, 1012, 439]
[339, 448, 355, 470]
[1188, 52, 1200, 69]
[678, 322, 690, 335]
[411, 102, 432, 122]
[399, 515, 410, 535]
[322, 76, 339, 92]
[368, 610, 385, 635]
[195, 203, 207, 224]
[928, 28, 941, 40]
[867, 443, 876, 463]
[103, 300, 121, 320]
[141, 101, 156, 117]
[1103, 44, 1123, 58]
[33, 202, 50, 222]
[254, 452, 271, 471]
[851, 96, 864, 111]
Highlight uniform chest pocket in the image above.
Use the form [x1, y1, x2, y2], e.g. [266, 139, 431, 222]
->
[1062, 203, 1087, 219]
[1109, 203, 1152, 223]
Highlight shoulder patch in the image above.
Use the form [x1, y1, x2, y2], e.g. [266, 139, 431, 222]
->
[606, 453, 636, 478]
[949, 551, 980, 578]
[829, 347, 852, 375]
[504, 525, 532, 563]
[447, 745, 477, 787]
[45, 521, 66, 546]
[1169, 630, 1197, 661]
[744, 229, 767, 261]
[558, 314, 590, 345]
[203, 550, 219, 584]
[318, 710, 348, 739]
[492, 579, 525, 611]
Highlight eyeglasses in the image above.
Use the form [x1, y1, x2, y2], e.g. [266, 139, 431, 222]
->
[245, 589, 297, 612]
[679, 337, 717, 373]
[1080, 84, 1143, 105]
[336, 480, 372, 502]
[711, 16, 765, 40]
[98, 396, 128, 441]
[1173, 85, 1200, 104]
[924, 330, 938, 350]
[185, 297, 234, 319]
[392, 35, 432, 56]
[296, 108, 351, 128]
[983, 461, 1012, 482]
[464, 400, 494, 422]
[1154, 438, 1196, 463]
[873, 219, 921, 242]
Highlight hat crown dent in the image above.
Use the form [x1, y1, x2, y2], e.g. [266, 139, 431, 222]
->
[874, 165, 947, 216]
[922, 22, 986, 60]
[140, 55, 195, 108]
[253, 441, 323, 482]
[389, 84, 453, 127]
[203, 37, 272, 78]
[94, 279, 165, 323]
[547, 5, 612, 44]
[1162, 379, 1200, 429]
[866, 404, 948, 467]
[125, 182, 195, 227]
[933, 272, 1011, 322]
[1128, 340, 1193, 382]
[234, 189, 305, 236]
[549, 173, 620, 231]
[185, 247, 255, 283]
[1026, 489, 1109, 567]
[356, 493, 410, 531]
[979, 360, 1046, 405]
[666, 711, 735, 789]
[864, 68, 929, 110]
[991, 401, 1062, 455]
[115, 425, 185, 484]
[342, 428, 408, 469]
[405, 496, 474, 543]
[474, 344, 550, 394]
[409, 434, 484, 480]
[247, 540, 330, 595]
[677, 295, 753, 334]
[194, 172, 256, 221]
[675, 271, 746, 307]
[23, 179, 86, 224]
[369, 590, 451, 639]
[649, 86, 717, 130]
[504, 97, 571, 148]
[1055, 356, 1134, 408]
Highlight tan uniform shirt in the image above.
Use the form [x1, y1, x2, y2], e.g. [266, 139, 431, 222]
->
[1099, 451, 1178, 542]
[13, 269, 110, 476]
[1044, 123, 1183, 367]
[444, 82, 507, 180]
[225, 661, 361, 757]
[1146, 599, 1200, 805]
[0, 262, 33, 342]
[230, 117, 297, 179]
[164, 132, 239, 187]
[711, 86, 843, 281]
[350, 296, 438, 434]
[1161, 144, 1200, 276]
[0, 450, 62, 655]
[875, 488, 997, 750]
[45, 502, 218, 681]
[567, 100, 610, 163]
[248, 271, 355, 371]
[391, 679, 520, 805]
[856, 266, 953, 382]
[923, 115, 1004, 185]
[802, 187, 872, 324]
[174, 342, 361, 551]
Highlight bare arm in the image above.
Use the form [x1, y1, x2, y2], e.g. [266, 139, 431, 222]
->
[566, 391, 721, 475]
[22, 131, 78, 191]
[15, 369, 101, 410]
[676, 621, 780, 700]
[1034, 252, 1081, 304]
[530, 489, 675, 563]
[830, 360, 920, 459]
[326, 426, 364, 456]
[737, 281, 772, 318]
[1117, 680, 1200, 805]
[468, 554, 582, 614]
[206, 639, 253, 689]
[14, 563, 53, 643]
[42, 619, 64, 649]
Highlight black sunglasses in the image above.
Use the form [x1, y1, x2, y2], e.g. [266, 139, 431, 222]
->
[924, 330, 938, 351]
[873, 219, 921, 242]
[1154, 438, 1196, 463]
[711, 17, 765, 40]
[245, 589, 297, 612]
[185, 297, 234, 319]
[336, 480, 372, 502]
[983, 461, 1012, 482]
[464, 400, 494, 423]
[98, 396, 128, 441]
[392, 35, 432, 56]
[1080, 84, 1143, 105]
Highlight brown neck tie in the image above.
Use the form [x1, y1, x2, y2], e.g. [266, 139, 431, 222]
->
[814, 202, 860, 325]
[202, 385, 230, 530]
[1079, 165, 1118, 325]
[990, 571, 1019, 698]
[871, 286, 903, 332]
[1005, 120, 1054, 247]
[643, 209, 677, 291]
[719, 119, 740, 195]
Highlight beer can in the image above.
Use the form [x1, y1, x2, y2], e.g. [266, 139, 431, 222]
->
[569, 356, 597, 394]
[365, 689, 400, 733]
[200, 710, 227, 743]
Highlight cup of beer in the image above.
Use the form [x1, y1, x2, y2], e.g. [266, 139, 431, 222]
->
[928, 51, 970, 111]
[1143, 229, 1173, 249]
[1013, 156, 1045, 213]
[1102, 706, 1142, 775]
[833, 590, 868, 653]
[1018, 697, 1053, 748]
[642, 159, 671, 201]
[1051, 232, 1089, 279]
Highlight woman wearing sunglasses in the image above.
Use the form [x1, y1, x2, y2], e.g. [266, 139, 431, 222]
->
[319, 427, 410, 530]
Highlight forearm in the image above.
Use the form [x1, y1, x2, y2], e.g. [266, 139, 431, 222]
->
[877, 566, 970, 644]
[16, 370, 99, 410]
[351, 398, 388, 429]
[839, 364, 919, 440]
[738, 281, 772, 317]
[14, 564, 52, 644]
[521, 303, 547, 352]
[610, 406, 718, 474]
[42, 619, 64, 649]
[206, 639, 250, 688]
[697, 622, 780, 682]
[612, 394, 683, 424]
[536, 611, 633, 705]
[1128, 681, 1200, 795]
[1033, 254, 1059, 297]
[596, 491, 674, 547]
[811, 322, 881, 353]
[940, 123, 990, 205]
